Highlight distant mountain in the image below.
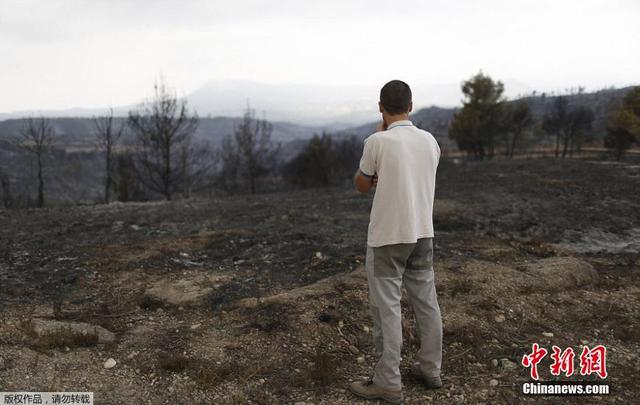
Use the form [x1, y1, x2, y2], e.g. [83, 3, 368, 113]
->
[187, 80, 532, 126]
[0, 79, 531, 127]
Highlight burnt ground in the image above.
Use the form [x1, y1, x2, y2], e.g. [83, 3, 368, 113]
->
[0, 158, 639, 404]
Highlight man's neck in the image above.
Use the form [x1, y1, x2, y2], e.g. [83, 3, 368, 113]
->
[384, 113, 410, 127]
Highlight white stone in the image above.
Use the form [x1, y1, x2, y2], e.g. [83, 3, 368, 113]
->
[104, 358, 117, 369]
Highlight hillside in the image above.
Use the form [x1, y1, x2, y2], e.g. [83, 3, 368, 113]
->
[339, 86, 637, 147]
[1, 85, 635, 151]
[0, 116, 326, 148]
[1, 159, 638, 403]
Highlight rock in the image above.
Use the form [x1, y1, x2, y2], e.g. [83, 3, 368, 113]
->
[494, 314, 506, 323]
[234, 268, 366, 308]
[363, 326, 370, 333]
[491, 359, 498, 368]
[523, 257, 598, 290]
[499, 358, 518, 371]
[127, 351, 138, 359]
[348, 345, 360, 355]
[0, 357, 6, 370]
[130, 224, 142, 231]
[30, 318, 116, 343]
[357, 355, 365, 364]
[144, 278, 212, 306]
[129, 324, 153, 336]
[542, 332, 554, 338]
[489, 379, 499, 387]
[190, 323, 202, 330]
[104, 358, 116, 369]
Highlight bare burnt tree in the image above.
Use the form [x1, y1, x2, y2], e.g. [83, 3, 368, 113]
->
[220, 108, 279, 194]
[93, 108, 124, 203]
[0, 169, 12, 209]
[17, 116, 55, 208]
[542, 96, 568, 158]
[128, 81, 199, 200]
[543, 93, 594, 158]
[177, 136, 216, 198]
[503, 100, 534, 158]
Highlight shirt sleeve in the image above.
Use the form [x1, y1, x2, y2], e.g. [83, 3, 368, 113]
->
[359, 136, 377, 177]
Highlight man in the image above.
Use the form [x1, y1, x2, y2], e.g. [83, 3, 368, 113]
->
[350, 80, 443, 404]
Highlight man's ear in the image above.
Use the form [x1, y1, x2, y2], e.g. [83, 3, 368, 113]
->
[378, 102, 384, 113]
[408, 101, 413, 113]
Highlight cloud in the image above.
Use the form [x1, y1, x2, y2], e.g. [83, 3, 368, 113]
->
[0, 0, 638, 112]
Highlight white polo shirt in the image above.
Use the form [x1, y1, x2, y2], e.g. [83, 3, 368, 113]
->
[359, 120, 440, 247]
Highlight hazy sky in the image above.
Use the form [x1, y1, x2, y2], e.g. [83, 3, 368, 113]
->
[1, 0, 638, 112]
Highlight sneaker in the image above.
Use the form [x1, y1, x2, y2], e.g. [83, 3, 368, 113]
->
[411, 363, 443, 389]
[349, 379, 404, 404]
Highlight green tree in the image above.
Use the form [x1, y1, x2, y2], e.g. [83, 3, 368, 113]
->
[449, 72, 505, 159]
[604, 87, 640, 160]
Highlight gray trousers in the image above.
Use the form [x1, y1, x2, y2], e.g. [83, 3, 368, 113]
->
[365, 237, 442, 389]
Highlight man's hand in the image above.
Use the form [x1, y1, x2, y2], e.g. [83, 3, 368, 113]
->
[376, 121, 388, 132]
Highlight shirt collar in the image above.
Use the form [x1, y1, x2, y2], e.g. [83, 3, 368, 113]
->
[387, 120, 414, 130]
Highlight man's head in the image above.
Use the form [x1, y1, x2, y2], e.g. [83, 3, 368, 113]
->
[379, 80, 413, 116]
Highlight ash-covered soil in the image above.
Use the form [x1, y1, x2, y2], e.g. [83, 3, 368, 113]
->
[1, 159, 639, 404]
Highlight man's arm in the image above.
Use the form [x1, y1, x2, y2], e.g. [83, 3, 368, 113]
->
[354, 170, 377, 193]
[356, 125, 383, 193]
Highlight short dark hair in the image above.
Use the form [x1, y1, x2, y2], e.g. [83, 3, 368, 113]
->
[380, 80, 412, 114]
